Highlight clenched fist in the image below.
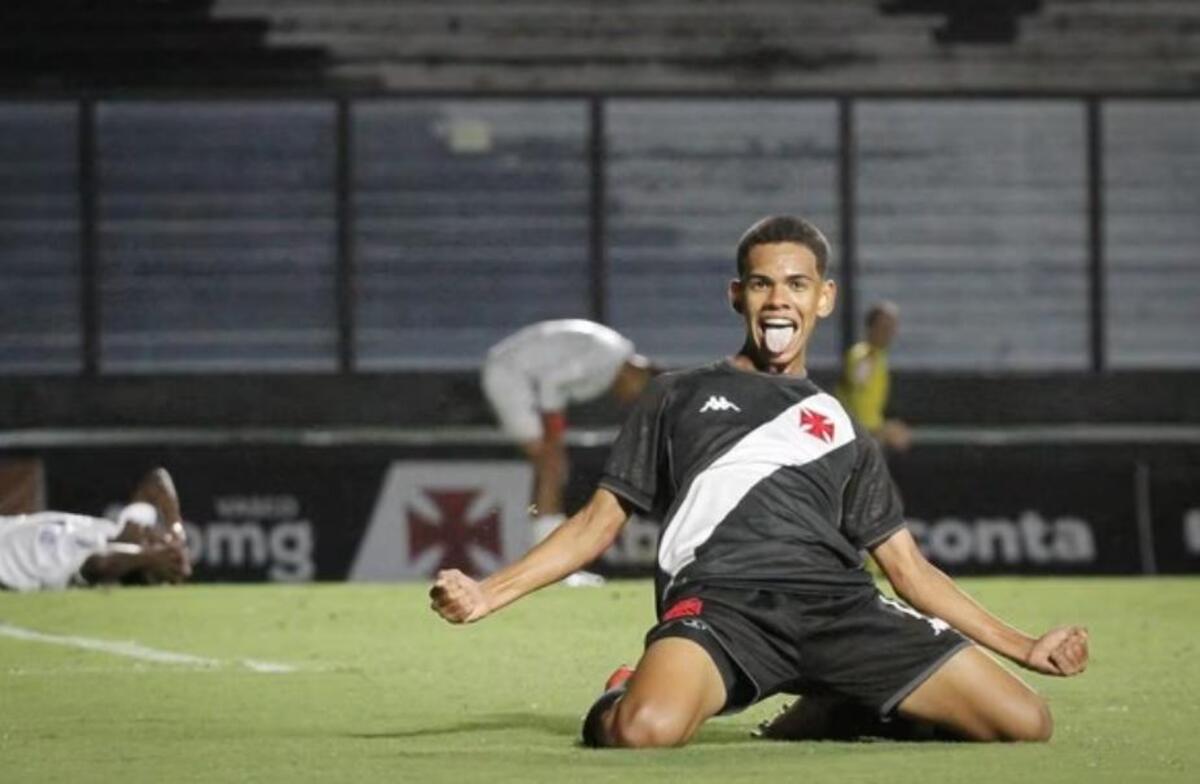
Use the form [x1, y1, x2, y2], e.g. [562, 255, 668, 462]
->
[430, 569, 491, 624]
[1026, 625, 1089, 676]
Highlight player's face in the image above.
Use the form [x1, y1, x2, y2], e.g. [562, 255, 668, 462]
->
[729, 241, 836, 374]
[868, 312, 898, 348]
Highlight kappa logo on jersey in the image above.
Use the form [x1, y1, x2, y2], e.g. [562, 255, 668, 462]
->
[799, 407, 835, 442]
[699, 395, 741, 413]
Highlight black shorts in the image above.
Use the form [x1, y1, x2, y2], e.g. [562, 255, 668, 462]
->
[645, 585, 971, 717]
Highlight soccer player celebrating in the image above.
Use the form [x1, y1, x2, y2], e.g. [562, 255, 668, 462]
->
[432, 216, 1088, 748]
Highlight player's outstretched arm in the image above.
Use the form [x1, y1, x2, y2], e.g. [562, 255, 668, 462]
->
[871, 529, 1089, 677]
[430, 488, 631, 624]
[81, 540, 191, 585]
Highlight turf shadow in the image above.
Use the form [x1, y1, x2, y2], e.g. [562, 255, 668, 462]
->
[347, 711, 579, 740]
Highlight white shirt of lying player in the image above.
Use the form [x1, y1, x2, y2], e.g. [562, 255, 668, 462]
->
[0, 502, 157, 591]
[482, 319, 635, 442]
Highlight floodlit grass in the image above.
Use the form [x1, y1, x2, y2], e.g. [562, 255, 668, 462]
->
[1, 578, 1196, 783]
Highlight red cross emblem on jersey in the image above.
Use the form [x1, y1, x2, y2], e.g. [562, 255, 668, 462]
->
[408, 489, 502, 576]
[799, 408, 835, 443]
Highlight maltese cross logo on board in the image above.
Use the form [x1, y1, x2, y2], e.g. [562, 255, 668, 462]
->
[408, 489, 501, 575]
[350, 462, 532, 581]
[799, 408, 835, 443]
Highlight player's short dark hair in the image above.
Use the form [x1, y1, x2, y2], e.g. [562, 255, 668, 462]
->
[865, 300, 899, 327]
[735, 215, 831, 279]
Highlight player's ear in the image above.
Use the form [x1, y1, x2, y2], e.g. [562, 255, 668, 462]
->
[728, 279, 744, 314]
[816, 279, 837, 319]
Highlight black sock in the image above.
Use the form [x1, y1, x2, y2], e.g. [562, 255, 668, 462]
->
[580, 688, 626, 748]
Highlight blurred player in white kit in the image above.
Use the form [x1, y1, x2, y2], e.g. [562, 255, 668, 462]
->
[0, 467, 190, 591]
[482, 319, 655, 550]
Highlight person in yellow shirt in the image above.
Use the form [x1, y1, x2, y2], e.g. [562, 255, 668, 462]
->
[837, 301, 911, 452]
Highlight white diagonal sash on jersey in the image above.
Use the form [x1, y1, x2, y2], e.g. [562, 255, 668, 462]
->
[657, 392, 855, 578]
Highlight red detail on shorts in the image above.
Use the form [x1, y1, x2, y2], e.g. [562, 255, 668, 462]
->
[542, 411, 567, 439]
[662, 597, 704, 621]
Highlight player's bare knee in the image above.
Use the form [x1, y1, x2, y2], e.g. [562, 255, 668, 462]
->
[1023, 698, 1054, 742]
[1002, 695, 1053, 742]
[610, 700, 692, 748]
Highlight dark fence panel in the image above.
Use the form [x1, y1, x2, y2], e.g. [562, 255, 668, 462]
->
[95, 101, 340, 372]
[605, 99, 842, 367]
[1104, 101, 1200, 369]
[352, 99, 592, 369]
[856, 100, 1090, 371]
[0, 102, 82, 373]
[1, 95, 1197, 380]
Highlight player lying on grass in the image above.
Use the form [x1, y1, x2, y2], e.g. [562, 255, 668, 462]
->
[0, 467, 190, 591]
[431, 215, 1089, 748]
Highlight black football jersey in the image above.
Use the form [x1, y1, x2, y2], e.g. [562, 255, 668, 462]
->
[599, 360, 905, 608]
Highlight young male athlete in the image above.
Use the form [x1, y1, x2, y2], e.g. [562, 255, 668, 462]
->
[482, 319, 654, 544]
[433, 216, 1088, 748]
[0, 467, 190, 591]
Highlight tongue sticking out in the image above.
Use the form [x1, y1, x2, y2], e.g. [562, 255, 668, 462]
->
[764, 325, 795, 354]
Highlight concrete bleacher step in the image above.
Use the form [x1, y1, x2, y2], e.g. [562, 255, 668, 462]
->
[0, 49, 329, 88]
[0, 21, 272, 52]
[285, 29, 931, 60]
[0, 0, 216, 17]
[1044, 0, 1200, 18]
[220, 1, 927, 49]
[212, 0, 1200, 90]
[243, 9, 887, 35]
[212, 0, 939, 85]
[1, 0, 339, 87]
[4, 0, 1198, 89]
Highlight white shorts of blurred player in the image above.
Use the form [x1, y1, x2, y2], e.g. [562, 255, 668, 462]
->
[0, 502, 156, 592]
[481, 359, 543, 444]
[481, 359, 605, 589]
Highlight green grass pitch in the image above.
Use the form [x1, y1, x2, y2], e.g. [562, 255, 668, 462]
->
[1, 578, 1196, 783]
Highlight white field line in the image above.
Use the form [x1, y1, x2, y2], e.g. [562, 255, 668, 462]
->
[0, 622, 298, 673]
[8, 667, 227, 676]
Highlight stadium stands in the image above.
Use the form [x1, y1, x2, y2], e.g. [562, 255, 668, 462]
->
[882, 0, 1042, 44]
[5, 2, 1197, 91]
[206, 0, 1200, 90]
[1, 1, 1197, 427]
